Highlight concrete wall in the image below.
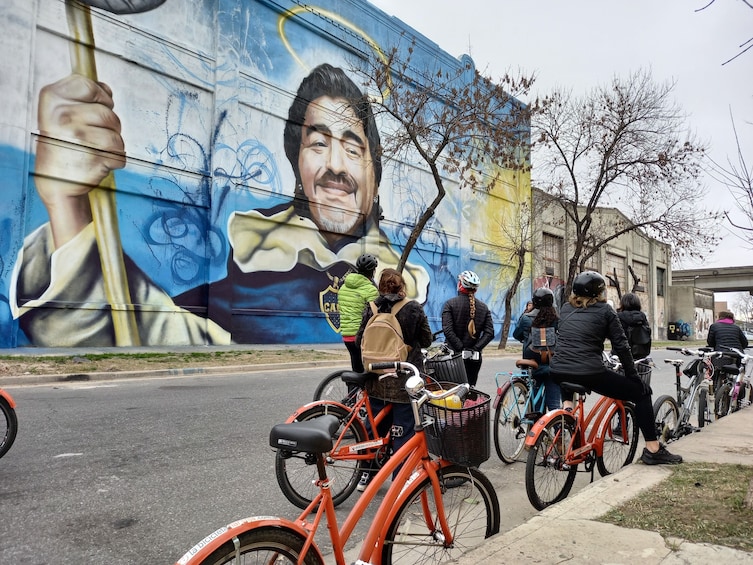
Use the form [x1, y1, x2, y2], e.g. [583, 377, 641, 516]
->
[668, 286, 714, 340]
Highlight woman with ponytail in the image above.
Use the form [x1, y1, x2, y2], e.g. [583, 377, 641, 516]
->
[441, 270, 495, 386]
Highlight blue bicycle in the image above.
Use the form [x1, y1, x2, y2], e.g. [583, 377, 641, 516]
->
[493, 359, 547, 463]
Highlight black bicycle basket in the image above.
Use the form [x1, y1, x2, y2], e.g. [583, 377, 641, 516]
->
[420, 382, 490, 467]
[635, 361, 652, 386]
[424, 353, 468, 384]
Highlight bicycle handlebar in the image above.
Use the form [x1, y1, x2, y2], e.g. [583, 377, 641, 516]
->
[368, 361, 471, 401]
[665, 346, 719, 357]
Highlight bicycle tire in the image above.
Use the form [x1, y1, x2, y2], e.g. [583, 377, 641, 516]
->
[275, 403, 367, 509]
[652, 395, 679, 444]
[596, 402, 638, 476]
[197, 525, 323, 565]
[381, 465, 500, 564]
[312, 369, 354, 404]
[698, 388, 710, 428]
[0, 396, 18, 459]
[524, 414, 577, 511]
[714, 383, 732, 418]
[493, 379, 529, 464]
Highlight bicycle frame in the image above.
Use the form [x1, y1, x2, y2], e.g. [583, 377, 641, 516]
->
[716, 347, 753, 414]
[525, 393, 627, 465]
[286, 395, 393, 467]
[178, 397, 459, 565]
[494, 370, 546, 426]
[666, 352, 715, 429]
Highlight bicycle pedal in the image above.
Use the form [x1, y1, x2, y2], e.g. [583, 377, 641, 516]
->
[524, 411, 543, 421]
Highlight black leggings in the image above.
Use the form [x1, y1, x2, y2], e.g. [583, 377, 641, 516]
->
[551, 368, 657, 442]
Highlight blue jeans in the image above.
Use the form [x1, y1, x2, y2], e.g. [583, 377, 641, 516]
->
[365, 397, 415, 477]
[532, 365, 562, 411]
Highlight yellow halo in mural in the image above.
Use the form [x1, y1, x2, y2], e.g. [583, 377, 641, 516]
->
[277, 5, 392, 100]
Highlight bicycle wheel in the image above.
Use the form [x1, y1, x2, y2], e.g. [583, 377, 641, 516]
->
[714, 383, 732, 418]
[382, 465, 500, 565]
[493, 379, 529, 464]
[312, 369, 354, 404]
[698, 388, 710, 428]
[275, 403, 366, 509]
[0, 396, 18, 459]
[652, 395, 679, 444]
[198, 526, 323, 565]
[524, 414, 577, 511]
[597, 402, 638, 476]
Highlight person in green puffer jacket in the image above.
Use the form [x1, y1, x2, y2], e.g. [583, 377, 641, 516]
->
[339, 254, 378, 372]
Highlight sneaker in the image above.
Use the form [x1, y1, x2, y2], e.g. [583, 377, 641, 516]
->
[641, 446, 683, 465]
[356, 472, 372, 492]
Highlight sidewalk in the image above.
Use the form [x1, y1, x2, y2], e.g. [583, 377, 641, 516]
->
[452, 405, 753, 564]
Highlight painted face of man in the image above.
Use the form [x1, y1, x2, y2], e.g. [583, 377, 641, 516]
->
[298, 96, 377, 241]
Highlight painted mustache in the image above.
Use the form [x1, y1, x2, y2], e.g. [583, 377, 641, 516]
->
[315, 171, 357, 194]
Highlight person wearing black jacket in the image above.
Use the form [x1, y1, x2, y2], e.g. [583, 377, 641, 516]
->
[442, 270, 495, 386]
[614, 292, 652, 360]
[550, 271, 682, 466]
[708, 311, 749, 385]
[513, 287, 561, 411]
[708, 310, 748, 353]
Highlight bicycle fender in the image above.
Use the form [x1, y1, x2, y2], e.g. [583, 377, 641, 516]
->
[492, 380, 511, 409]
[0, 389, 16, 409]
[284, 399, 351, 423]
[523, 409, 572, 448]
[175, 517, 323, 565]
[492, 377, 525, 410]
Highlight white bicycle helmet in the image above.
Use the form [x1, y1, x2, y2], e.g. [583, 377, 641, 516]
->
[458, 270, 480, 290]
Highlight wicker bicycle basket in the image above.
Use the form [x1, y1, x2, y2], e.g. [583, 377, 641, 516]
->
[616, 360, 652, 387]
[419, 381, 491, 467]
[424, 353, 468, 384]
[636, 362, 652, 386]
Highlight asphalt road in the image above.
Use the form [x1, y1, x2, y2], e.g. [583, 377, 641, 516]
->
[0, 354, 682, 564]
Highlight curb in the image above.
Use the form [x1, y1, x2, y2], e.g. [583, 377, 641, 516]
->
[0, 360, 349, 387]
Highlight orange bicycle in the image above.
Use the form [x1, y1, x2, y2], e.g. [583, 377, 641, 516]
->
[175, 361, 499, 565]
[275, 371, 393, 508]
[523, 373, 639, 510]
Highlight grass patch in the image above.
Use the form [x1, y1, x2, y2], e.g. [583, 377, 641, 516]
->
[599, 462, 753, 552]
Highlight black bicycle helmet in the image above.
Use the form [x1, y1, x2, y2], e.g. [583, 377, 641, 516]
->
[356, 253, 378, 274]
[532, 287, 554, 308]
[572, 271, 607, 298]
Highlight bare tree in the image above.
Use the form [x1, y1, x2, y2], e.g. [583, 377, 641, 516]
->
[354, 41, 535, 272]
[707, 110, 753, 245]
[533, 69, 722, 294]
[733, 293, 753, 324]
[696, 0, 753, 65]
[495, 201, 533, 350]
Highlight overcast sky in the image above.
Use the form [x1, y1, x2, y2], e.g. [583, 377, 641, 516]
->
[369, 0, 753, 276]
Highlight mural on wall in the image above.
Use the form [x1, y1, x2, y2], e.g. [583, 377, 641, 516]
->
[0, 0, 527, 348]
[694, 307, 713, 341]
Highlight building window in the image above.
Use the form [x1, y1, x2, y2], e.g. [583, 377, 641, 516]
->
[542, 233, 563, 280]
[605, 252, 626, 291]
[656, 267, 666, 297]
[631, 261, 648, 294]
[582, 246, 598, 272]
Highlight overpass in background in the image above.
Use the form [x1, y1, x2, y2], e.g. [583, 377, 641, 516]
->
[673, 266, 753, 294]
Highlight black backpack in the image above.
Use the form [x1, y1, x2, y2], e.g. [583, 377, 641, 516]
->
[627, 323, 652, 359]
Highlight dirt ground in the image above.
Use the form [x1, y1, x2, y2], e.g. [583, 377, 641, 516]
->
[0, 348, 351, 378]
